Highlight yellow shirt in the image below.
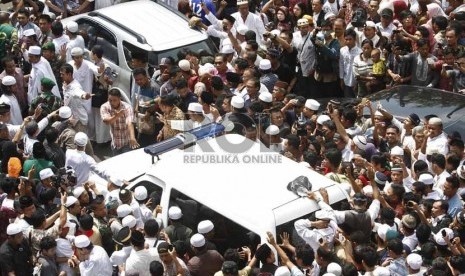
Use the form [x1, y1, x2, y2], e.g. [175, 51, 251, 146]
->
[372, 59, 386, 76]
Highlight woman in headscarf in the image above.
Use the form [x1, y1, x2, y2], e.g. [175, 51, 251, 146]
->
[425, 2, 448, 27]
[1, 141, 22, 174]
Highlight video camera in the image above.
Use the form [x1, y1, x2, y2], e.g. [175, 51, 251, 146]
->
[51, 166, 77, 188]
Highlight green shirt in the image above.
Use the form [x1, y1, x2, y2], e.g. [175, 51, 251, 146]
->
[23, 158, 54, 180]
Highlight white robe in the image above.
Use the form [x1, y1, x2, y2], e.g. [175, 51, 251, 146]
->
[28, 57, 61, 104]
[79, 245, 113, 276]
[0, 94, 22, 125]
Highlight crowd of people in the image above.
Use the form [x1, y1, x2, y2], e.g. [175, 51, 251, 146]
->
[1, 0, 465, 275]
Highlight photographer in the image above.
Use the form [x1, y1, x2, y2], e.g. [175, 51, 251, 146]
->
[313, 19, 341, 98]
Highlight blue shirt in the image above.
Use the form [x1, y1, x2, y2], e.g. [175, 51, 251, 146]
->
[447, 193, 463, 218]
[189, 0, 216, 24]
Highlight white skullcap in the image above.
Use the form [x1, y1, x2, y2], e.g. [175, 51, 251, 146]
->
[74, 235, 90, 248]
[66, 21, 79, 33]
[353, 135, 367, 150]
[406, 253, 423, 270]
[74, 132, 88, 147]
[122, 215, 137, 228]
[71, 47, 83, 57]
[221, 44, 235, 54]
[73, 187, 86, 199]
[265, 125, 280, 135]
[305, 99, 320, 111]
[236, 0, 248, 6]
[197, 220, 214, 234]
[188, 102, 203, 113]
[1, 76, 16, 86]
[363, 185, 373, 197]
[259, 92, 273, 103]
[117, 204, 132, 218]
[190, 233, 206, 247]
[297, 18, 309, 26]
[434, 228, 454, 246]
[59, 106, 72, 119]
[418, 173, 434, 185]
[373, 267, 390, 276]
[274, 266, 291, 276]
[109, 176, 124, 187]
[324, 12, 336, 20]
[231, 96, 244, 109]
[390, 146, 404, 156]
[236, 24, 248, 35]
[377, 224, 390, 242]
[134, 186, 148, 201]
[429, 117, 442, 125]
[259, 59, 272, 70]
[39, 168, 54, 180]
[317, 115, 331, 125]
[65, 196, 78, 208]
[168, 206, 182, 220]
[6, 223, 22, 235]
[111, 250, 127, 266]
[178, 59, 191, 72]
[365, 21, 376, 28]
[28, 46, 41, 56]
[23, 29, 35, 37]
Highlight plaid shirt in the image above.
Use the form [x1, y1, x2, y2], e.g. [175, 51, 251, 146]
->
[101, 101, 134, 149]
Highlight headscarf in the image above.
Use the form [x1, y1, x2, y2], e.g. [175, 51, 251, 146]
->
[426, 2, 448, 26]
[1, 141, 21, 174]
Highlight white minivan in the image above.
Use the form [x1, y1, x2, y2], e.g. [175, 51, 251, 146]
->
[92, 133, 350, 249]
[61, 0, 216, 98]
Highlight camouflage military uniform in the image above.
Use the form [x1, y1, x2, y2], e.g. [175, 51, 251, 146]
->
[29, 90, 62, 121]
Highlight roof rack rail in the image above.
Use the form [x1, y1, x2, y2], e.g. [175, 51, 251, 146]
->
[88, 11, 147, 44]
[144, 123, 225, 163]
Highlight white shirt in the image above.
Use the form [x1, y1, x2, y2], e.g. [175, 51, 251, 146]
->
[125, 249, 159, 276]
[65, 149, 109, 186]
[79, 245, 113, 276]
[63, 79, 88, 125]
[434, 170, 450, 190]
[53, 35, 70, 55]
[0, 94, 22, 125]
[375, 22, 395, 40]
[427, 132, 449, 155]
[339, 45, 362, 86]
[231, 12, 265, 45]
[424, 189, 444, 200]
[294, 218, 338, 252]
[402, 232, 418, 251]
[110, 246, 132, 266]
[323, 0, 342, 15]
[23, 117, 49, 156]
[69, 59, 99, 111]
[28, 57, 61, 104]
[65, 36, 85, 62]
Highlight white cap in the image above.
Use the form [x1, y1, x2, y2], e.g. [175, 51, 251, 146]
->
[65, 196, 78, 208]
[365, 21, 376, 28]
[168, 206, 182, 220]
[418, 173, 434, 185]
[220, 44, 235, 54]
[122, 215, 137, 228]
[429, 117, 442, 125]
[236, 24, 248, 35]
[434, 228, 454, 245]
[134, 186, 148, 201]
[59, 106, 72, 119]
[39, 168, 54, 180]
[406, 253, 423, 270]
[373, 267, 390, 276]
[317, 115, 331, 125]
[73, 187, 86, 199]
[353, 135, 367, 150]
[2, 76, 16, 86]
[23, 29, 35, 37]
[259, 59, 271, 70]
[231, 96, 244, 109]
[111, 251, 127, 266]
[71, 47, 84, 57]
[190, 233, 206, 247]
[110, 176, 124, 187]
[197, 220, 214, 234]
[178, 59, 191, 72]
[236, 0, 248, 6]
[117, 204, 132, 218]
[7, 223, 22, 235]
[188, 102, 203, 113]
[390, 146, 404, 156]
[28, 46, 41, 56]
[274, 266, 291, 276]
[259, 92, 273, 103]
[297, 18, 309, 26]
[265, 125, 280, 135]
[74, 132, 88, 147]
[74, 235, 90, 248]
[66, 21, 79, 33]
[271, 29, 280, 36]
[305, 99, 320, 111]
[377, 224, 390, 242]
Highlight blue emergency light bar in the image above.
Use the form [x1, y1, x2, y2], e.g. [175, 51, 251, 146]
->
[144, 123, 225, 159]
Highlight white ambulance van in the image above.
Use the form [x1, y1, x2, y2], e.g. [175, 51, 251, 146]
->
[92, 131, 350, 248]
